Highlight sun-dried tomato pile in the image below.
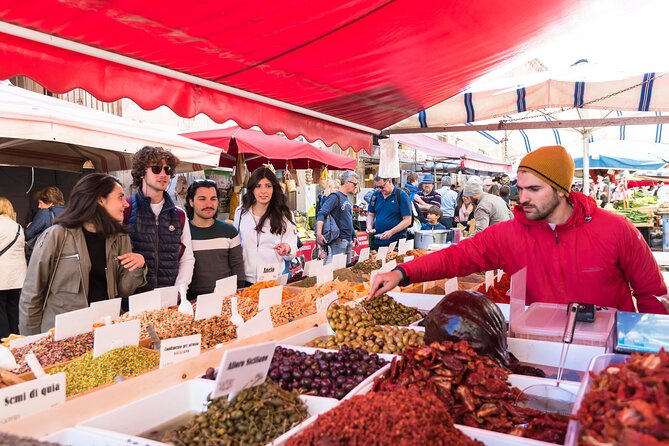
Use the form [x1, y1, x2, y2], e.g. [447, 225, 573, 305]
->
[574, 349, 669, 446]
[476, 274, 510, 304]
[285, 387, 483, 446]
[373, 341, 568, 444]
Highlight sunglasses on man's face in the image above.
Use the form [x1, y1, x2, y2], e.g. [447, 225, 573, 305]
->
[149, 165, 174, 176]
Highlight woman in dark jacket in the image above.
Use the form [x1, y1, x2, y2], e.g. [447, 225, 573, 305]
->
[24, 187, 65, 256]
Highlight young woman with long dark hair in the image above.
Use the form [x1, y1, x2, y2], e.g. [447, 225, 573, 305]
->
[234, 168, 297, 285]
[19, 174, 147, 335]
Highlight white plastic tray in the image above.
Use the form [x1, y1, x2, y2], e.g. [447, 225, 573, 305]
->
[508, 337, 607, 372]
[387, 291, 511, 322]
[43, 427, 164, 445]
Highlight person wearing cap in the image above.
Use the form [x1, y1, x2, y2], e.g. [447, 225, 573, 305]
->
[436, 176, 458, 229]
[369, 145, 668, 314]
[415, 174, 441, 222]
[463, 177, 512, 234]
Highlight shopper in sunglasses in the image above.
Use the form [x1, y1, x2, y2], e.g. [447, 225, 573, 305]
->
[366, 176, 412, 247]
[124, 146, 194, 298]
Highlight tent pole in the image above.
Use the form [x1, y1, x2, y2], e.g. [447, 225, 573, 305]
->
[582, 131, 590, 196]
[414, 149, 417, 172]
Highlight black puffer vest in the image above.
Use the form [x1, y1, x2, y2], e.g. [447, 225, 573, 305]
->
[128, 191, 183, 292]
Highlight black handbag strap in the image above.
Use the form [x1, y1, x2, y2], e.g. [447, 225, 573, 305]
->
[0, 224, 21, 257]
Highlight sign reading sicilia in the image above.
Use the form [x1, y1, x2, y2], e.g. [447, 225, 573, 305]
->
[212, 342, 276, 399]
[0, 373, 66, 424]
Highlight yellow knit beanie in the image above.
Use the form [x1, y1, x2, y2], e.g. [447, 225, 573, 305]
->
[517, 145, 575, 196]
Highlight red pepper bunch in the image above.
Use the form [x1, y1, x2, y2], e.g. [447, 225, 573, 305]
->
[285, 387, 483, 446]
[373, 340, 568, 444]
[574, 349, 669, 445]
[476, 273, 511, 304]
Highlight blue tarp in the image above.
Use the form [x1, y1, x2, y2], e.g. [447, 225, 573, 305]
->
[574, 154, 667, 170]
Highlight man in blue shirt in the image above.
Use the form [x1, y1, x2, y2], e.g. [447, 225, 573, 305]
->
[316, 171, 359, 265]
[366, 176, 412, 247]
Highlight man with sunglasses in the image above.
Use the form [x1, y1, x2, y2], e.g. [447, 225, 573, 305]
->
[125, 146, 194, 298]
[185, 180, 244, 300]
[316, 171, 359, 265]
[366, 176, 412, 247]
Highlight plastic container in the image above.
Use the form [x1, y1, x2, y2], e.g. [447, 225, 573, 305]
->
[510, 303, 616, 347]
[564, 353, 628, 446]
[507, 337, 606, 372]
[43, 427, 164, 445]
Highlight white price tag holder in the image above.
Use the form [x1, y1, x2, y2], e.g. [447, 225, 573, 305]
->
[485, 270, 495, 291]
[257, 263, 281, 282]
[398, 238, 408, 255]
[0, 373, 66, 424]
[90, 298, 122, 323]
[195, 292, 224, 321]
[369, 269, 380, 287]
[276, 274, 288, 285]
[388, 241, 397, 252]
[258, 286, 283, 311]
[497, 269, 504, 282]
[9, 332, 50, 350]
[93, 320, 140, 358]
[212, 341, 276, 400]
[235, 310, 274, 340]
[215, 275, 238, 298]
[157, 286, 179, 308]
[316, 291, 338, 313]
[358, 248, 370, 262]
[159, 334, 201, 368]
[380, 259, 397, 273]
[316, 264, 334, 286]
[54, 307, 95, 341]
[444, 277, 458, 294]
[304, 259, 323, 278]
[128, 289, 162, 316]
[403, 255, 414, 262]
[509, 267, 527, 334]
[377, 246, 389, 263]
[406, 239, 414, 251]
[332, 253, 347, 270]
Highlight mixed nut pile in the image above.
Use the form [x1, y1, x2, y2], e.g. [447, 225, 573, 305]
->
[11, 332, 94, 374]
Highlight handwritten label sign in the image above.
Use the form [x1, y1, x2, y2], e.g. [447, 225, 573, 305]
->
[316, 291, 338, 313]
[90, 298, 122, 323]
[212, 342, 276, 399]
[257, 263, 281, 282]
[54, 307, 95, 341]
[93, 320, 140, 358]
[258, 286, 283, 311]
[377, 246, 389, 263]
[406, 239, 414, 251]
[317, 265, 334, 286]
[422, 280, 436, 292]
[332, 253, 347, 270]
[235, 310, 274, 340]
[403, 255, 414, 262]
[380, 259, 397, 273]
[195, 293, 224, 321]
[129, 289, 162, 316]
[485, 270, 494, 291]
[398, 238, 408, 255]
[497, 269, 504, 282]
[277, 274, 288, 285]
[369, 269, 380, 287]
[159, 334, 201, 368]
[304, 259, 323, 278]
[358, 248, 370, 262]
[9, 332, 50, 350]
[215, 276, 238, 298]
[158, 286, 179, 308]
[444, 277, 458, 294]
[388, 241, 397, 252]
[0, 373, 66, 424]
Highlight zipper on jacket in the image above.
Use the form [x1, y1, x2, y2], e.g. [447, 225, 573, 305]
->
[554, 229, 559, 244]
[77, 256, 88, 299]
[154, 219, 160, 288]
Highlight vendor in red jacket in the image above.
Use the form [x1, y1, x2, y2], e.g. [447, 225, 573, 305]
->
[370, 145, 668, 314]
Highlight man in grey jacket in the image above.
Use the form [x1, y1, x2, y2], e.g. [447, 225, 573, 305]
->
[463, 177, 512, 233]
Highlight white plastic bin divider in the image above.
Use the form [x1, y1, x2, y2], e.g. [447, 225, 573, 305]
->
[43, 427, 165, 445]
[280, 324, 334, 346]
[456, 425, 560, 446]
[78, 379, 215, 436]
[386, 292, 445, 311]
[507, 337, 606, 372]
[564, 353, 628, 446]
[507, 374, 581, 397]
[269, 395, 339, 445]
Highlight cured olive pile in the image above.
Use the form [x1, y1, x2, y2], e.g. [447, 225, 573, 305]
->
[362, 294, 422, 326]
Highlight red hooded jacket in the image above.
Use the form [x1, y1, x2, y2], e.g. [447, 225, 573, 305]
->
[399, 192, 667, 314]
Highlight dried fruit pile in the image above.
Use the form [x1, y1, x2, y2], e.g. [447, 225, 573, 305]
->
[285, 387, 483, 446]
[165, 381, 308, 446]
[573, 349, 669, 445]
[476, 273, 510, 304]
[362, 294, 422, 326]
[11, 332, 94, 374]
[0, 433, 59, 446]
[373, 341, 568, 444]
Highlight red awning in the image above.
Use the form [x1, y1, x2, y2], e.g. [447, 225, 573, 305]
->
[182, 127, 356, 170]
[0, 1, 578, 152]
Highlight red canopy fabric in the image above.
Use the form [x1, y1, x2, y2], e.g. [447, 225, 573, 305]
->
[0, 0, 578, 152]
[182, 127, 356, 170]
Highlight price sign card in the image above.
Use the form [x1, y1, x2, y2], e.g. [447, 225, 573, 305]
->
[304, 259, 323, 278]
[195, 292, 224, 321]
[90, 298, 122, 323]
[54, 307, 95, 341]
[0, 373, 66, 424]
[215, 276, 238, 298]
[93, 319, 140, 358]
[444, 277, 458, 294]
[128, 289, 162, 316]
[377, 246, 389, 263]
[381, 259, 397, 273]
[158, 286, 179, 308]
[257, 263, 281, 282]
[403, 255, 414, 262]
[212, 341, 276, 399]
[316, 291, 338, 313]
[276, 274, 289, 285]
[332, 253, 347, 270]
[485, 270, 495, 291]
[398, 238, 408, 255]
[497, 269, 504, 282]
[358, 248, 370, 262]
[317, 264, 334, 286]
[159, 334, 201, 368]
[388, 241, 397, 252]
[406, 239, 414, 251]
[369, 269, 380, 288]
[235, 309, 274, 340]
[258, 286, 283, 311]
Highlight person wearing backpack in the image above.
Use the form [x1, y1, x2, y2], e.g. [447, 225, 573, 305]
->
[316, 171, 359, 265]
[366, 176, 412, 247]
